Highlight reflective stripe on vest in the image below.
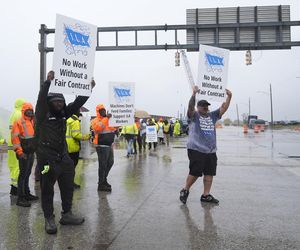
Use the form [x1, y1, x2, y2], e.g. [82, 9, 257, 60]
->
[21, 118, 34, 139]
[97, 121, 105, 130]
[13, 144, 21, 149]
[11, 133, 20, 139]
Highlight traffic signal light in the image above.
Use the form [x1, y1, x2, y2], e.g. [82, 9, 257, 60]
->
[175, 51, 180, 66]
[245, 50, 252, 65]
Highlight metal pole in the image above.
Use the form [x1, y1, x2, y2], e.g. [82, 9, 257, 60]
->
[249, 97, 251, 116]
[39, 24, 47, 89]
[236, 104, 240, 127]
[270, 83, 274, 129]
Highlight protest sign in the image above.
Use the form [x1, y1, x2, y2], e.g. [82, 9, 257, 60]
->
[146, 126, 157, 143]
[109, 82, 135, 127]
[197, 44, 230, 102]
[51, 14, 97, 96]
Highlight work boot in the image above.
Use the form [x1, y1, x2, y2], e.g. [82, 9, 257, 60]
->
[10, 185, 18, 196]
[59, 211, 85, 225]
[25, 193, 39, 201]
[45, 215, 57, 234]
[16, 197, 31, 207]
[97, 184, 112, 192]
[104, 179, 111, 188]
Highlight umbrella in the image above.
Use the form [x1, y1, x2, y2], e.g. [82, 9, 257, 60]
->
[135, 110, 150, 119]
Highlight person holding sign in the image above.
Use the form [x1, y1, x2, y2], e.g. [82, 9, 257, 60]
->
[147, 119, 158, 150]
[179, 85, 232, 205]
[35, 71, 95, 234]
[91, 104, 116, 192]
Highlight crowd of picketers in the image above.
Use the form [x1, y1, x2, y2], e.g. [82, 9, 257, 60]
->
[98, 117, 182, 158]
[1, 70, 186, 234]
[2, 71, 232, 235]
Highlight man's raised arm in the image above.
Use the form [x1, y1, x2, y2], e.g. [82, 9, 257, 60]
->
[67, 79, 96, 117]
[35, 71, 54, 122]
[220, 89, 232, 117]
[187, 85, 199, 118]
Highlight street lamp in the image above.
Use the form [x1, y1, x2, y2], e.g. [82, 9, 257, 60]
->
[257, 84, 274, 129]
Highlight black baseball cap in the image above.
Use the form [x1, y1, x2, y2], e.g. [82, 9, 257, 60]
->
[197, 100, 211, 107]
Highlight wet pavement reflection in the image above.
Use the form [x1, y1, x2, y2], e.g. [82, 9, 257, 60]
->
[0, 127, 300, 249]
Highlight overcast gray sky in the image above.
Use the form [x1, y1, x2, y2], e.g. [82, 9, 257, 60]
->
[1, 0, 300, 122]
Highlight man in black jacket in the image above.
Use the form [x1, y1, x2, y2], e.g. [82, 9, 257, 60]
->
[35, 71, 95, 234]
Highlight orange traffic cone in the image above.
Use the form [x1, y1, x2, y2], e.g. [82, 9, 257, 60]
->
[254, 125, 259, 133]
[216, 124, 223, 129]
[260, 125, 265, 132]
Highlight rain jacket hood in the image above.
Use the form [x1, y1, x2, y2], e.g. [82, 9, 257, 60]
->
[96, 104, 106, 118]
[21, 103, 34, 120]
[14, 98, 26, 111]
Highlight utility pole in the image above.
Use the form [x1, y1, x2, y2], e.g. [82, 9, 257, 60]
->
[236, 104, 240, 127]
[270, 84, 274, 129]
[249, 97, 251, 116]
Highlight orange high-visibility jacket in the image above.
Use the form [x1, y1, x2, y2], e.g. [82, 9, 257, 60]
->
[91, 104, 116, 146]
[11, 103, 35, 156]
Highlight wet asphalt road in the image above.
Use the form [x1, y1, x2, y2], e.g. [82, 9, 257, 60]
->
[0, 127, 299, 250]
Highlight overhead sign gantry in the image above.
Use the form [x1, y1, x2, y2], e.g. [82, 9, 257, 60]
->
[39, 5, 300, 86]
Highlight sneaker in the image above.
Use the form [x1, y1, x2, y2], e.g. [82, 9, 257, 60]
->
[45, 215, 57, 234]
[16, 197, 31, 207]
[10, 185, 18, 196]
[73, 183, 81, 189]
[25, 193, 39, 201]
[179, 189, 189, 204]
[97, 184, 112, 192]
[200, 194, 219, 204]
[59, 211, 85, 225]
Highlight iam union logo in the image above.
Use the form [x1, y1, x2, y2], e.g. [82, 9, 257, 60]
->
[114, 87, 131, 103]
[205, 51, 225, 73]
[63, 23, 91, 56]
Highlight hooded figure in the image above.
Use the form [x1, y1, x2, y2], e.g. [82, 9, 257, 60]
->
[35, 70, 95, 234]
[7, 98, 26, 195]
[91, 104, 116, 192]
[11, 102, 38, 207]
[173, 120, 181, 136]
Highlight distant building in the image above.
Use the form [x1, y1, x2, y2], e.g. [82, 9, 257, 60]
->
[150, 114, 173, 121]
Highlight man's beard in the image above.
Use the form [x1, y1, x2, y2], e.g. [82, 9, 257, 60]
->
[49, 103, 65, 117]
